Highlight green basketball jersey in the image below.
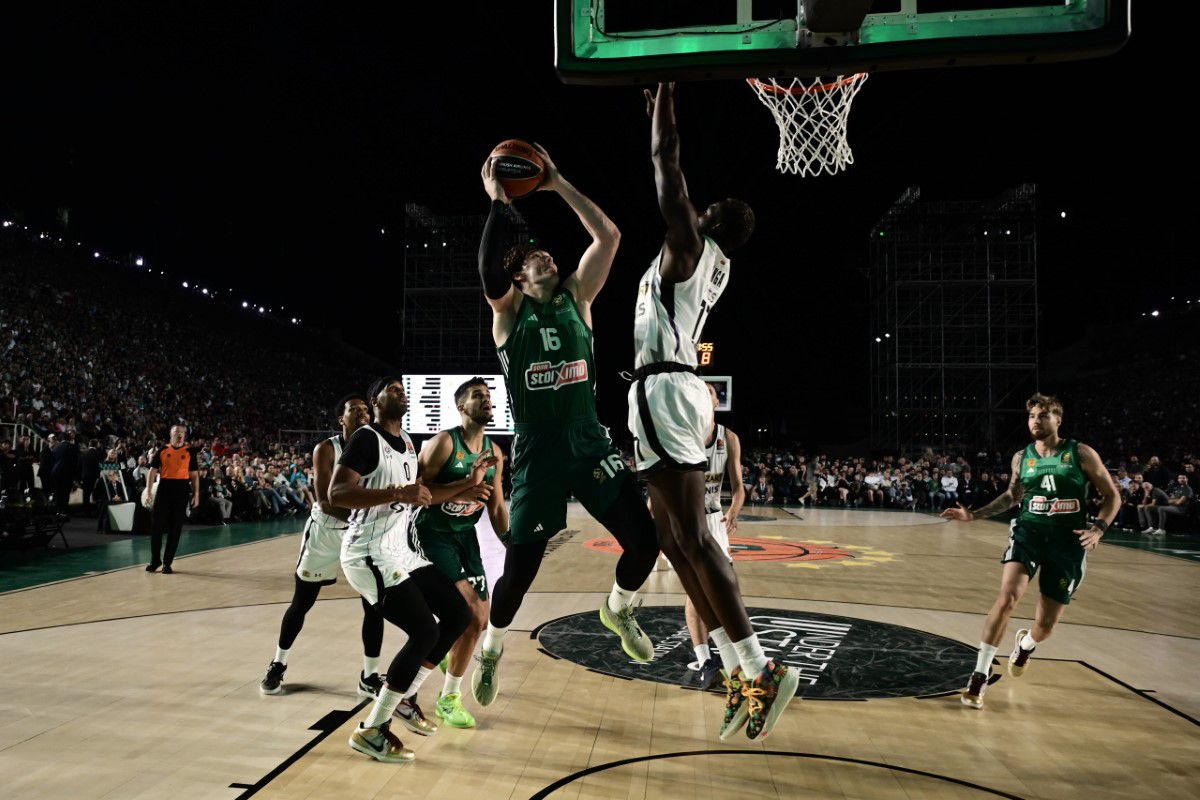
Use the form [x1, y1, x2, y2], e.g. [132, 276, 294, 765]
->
[496, 288, 598, 427]
[415, 427, 496, 538]
[1017, 438, 1089, 530]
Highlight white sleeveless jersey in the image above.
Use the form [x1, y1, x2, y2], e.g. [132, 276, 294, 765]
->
[704, 424, 728, 514]
[345, 427, 420, 551]
[310, 434, 347, 530]
[633, 236, 730, 369]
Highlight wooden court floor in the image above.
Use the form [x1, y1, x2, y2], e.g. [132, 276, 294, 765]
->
[1, 506, 1197, 799]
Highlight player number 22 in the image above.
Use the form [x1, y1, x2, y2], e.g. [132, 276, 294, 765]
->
[1040, 474, 1056, 492]
[539, 327, 561, 351]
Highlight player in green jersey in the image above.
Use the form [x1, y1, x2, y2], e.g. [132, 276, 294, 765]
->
[942, 393, 1120, 709]
[415, 377, 509, 728]
[473, 146, 661, 706]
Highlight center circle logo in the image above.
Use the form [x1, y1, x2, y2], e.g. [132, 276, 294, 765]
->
[536, 607, 977, 700]
[583, 536, 895, 567]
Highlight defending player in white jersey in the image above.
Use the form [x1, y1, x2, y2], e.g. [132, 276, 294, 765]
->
[259, 394, 385, 697]
[686, 383, 746, 689]
[631, 82, 798, 741]
[331, 377, 494, 764]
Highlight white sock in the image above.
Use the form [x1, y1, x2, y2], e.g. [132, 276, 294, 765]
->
[481, 623, 507, 655]
[274, 646, 289, 665]
[693, 644, 712, 664]
[975, 642, 998, 675]
[1020, 632, 1039, 651]
[363, 655, 380, 676]
[402, 666, 432, 699]
[733, 634, 769, 682]
[442, 673, 464, 698]
[363, 687, 404, 729]
[607, 583, 637, 614]
[709, 628, 740, 675]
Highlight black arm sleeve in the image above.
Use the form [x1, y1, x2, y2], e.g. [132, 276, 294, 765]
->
[338, 427, 379, 476]
[478, 199, 515, 300]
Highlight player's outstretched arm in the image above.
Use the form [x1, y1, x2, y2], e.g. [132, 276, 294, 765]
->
[645, 82, 703, 284]
[529, 144, 621, 305]
[1076, 443, 1119, 551]
[479, 157, 521, 339]
[942, 451, 1023, 522]
[725, 430, 746, 536]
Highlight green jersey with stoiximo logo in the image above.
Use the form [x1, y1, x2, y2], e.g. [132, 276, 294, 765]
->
[496, 288, 598, 426]
[415, 427, 496, 538]
[1017, 438, 1089, 532]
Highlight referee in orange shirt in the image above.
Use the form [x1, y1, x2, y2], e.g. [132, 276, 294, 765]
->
[145, 425, 200, 573]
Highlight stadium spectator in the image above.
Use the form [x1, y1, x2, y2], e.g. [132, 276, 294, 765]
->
[0, 438, 18, 493]
[80, 438, 103, 515]
[750, 471, 772, 504]
[1145, 474, 1193, 535]
[15, 434, 37, 496]
[939, 471, 959, 510]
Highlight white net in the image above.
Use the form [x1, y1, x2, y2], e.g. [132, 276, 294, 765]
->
[747, 74, 868, 177]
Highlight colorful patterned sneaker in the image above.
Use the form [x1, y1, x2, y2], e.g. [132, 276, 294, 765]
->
[717, 667, 749, 741]
[1007, 629, 1035, 678]
[743, 661, 800, 741]
[348, 721, 415, 763]
[259, 661, 286, 695]
[598, 599, 654, 663]
[435, 692, 477, 728]
[472, 650, 502, 707]
[961, 671, 988, 709]
[357, 671, 383, 699]
[394, 697, 438, 736]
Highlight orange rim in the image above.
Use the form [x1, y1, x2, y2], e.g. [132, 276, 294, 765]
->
[746, 73, 867, 96]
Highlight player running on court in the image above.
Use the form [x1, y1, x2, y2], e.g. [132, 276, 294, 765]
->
[415, 377, 509, 729]
[475, 144, 661, 707]
[332, 377, 489, 763]
[942, 393, 1120, 709]
[259, 394, 387, 697]
[631, 82, 797, 741]
[685, 383, 746, 689]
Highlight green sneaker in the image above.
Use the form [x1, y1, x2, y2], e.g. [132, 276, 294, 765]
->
[437, 653, 449, 675]
[717, 667, 749, 741]
[435, 692, 476, 728]
[472, 649, 502, 707]
[598, 599, 654, 663]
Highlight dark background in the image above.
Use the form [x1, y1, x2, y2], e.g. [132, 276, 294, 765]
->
[0, 2, 1190, 448]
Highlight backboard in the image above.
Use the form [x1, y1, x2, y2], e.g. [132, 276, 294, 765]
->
[555, 0, 1131, 85]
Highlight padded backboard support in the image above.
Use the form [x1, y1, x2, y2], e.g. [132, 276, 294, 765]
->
[803, 0, 874, 35]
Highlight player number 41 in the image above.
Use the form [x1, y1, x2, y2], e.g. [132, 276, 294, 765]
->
[1040, 474, 1056, 492]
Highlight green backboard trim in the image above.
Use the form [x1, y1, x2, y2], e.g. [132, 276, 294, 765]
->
[556, 0, 1130, 83]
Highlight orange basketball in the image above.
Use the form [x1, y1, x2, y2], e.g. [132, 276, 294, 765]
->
[490, 139, 545, 198]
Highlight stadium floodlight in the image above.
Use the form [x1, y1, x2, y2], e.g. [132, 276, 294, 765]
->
[258, 306, 264, 313]
[93, 251, 100, 258]
[1060, 211, 1067, 219]
[135, 257, 144, 266]
[202, 288, 209, 295]
[380, 228, 386, 235]
[884, 333, 891, 338]
[1151, 310, 1160, 317]
[182, 281, 189, 288]
[875, 337, 882, 342]
[1, 220, 10, 227]
[242, 301, 249, 308]
[291, 317, 297, 324]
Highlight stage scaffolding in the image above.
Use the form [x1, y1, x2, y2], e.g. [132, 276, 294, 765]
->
[869, 185, 1039, 454]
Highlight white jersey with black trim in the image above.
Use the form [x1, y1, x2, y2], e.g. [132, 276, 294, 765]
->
[310, 433, 347, 530]
[345, 426, 420, 552]
[704, 424, 728, 514]
[633, 236, 730, 369]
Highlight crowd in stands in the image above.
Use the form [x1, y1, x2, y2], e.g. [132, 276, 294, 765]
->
[740, 446, 1198, 533]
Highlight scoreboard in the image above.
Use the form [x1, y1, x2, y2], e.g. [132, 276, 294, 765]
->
[401, 374, 514, 435]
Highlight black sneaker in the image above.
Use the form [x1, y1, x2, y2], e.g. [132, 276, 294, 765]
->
[358, 671, 383, 699]
[697, 657, 724, 691]
[145, 562, 161, 572]
[261, 661, 287, 695]
[161, 565, 174, 574]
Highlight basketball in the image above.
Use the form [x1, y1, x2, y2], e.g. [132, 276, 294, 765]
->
[489, 139, 545, 198]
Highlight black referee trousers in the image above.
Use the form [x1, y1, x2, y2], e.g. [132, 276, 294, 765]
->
[150, 479, 191, 566]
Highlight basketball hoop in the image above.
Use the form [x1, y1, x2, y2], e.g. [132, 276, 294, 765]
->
[747, 73, 868, 177]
